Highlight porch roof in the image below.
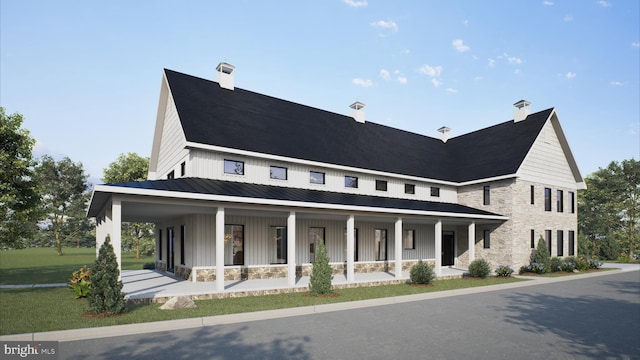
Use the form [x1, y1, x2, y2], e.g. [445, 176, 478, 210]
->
[88, 177, 506, 221]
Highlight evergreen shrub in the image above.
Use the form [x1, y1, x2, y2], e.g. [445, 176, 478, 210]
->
[468, 258, 491, 278]
[309, 241, 333, 296]
[409, 261, 435, 284]
[88, 237, 126, 315]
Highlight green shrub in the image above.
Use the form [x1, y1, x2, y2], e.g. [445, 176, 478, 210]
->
[495, 265, 514, 277]
[88, 237, 126, 315]
[69, 265, 91, 299]
[549, 257, 562, 272]
[574, 257, 590, 271]
[468, 258, 491, 278]
[142, 262, 155, 270]
[533, 237, 551, 273]
[560, 260, 576, 272]
[409, 261, 435, 284]
[588, 258, 603, 269]
[309, 241, 333, 296]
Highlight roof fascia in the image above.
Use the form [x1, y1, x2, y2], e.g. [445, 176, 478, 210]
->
[458, 174, 518, 186]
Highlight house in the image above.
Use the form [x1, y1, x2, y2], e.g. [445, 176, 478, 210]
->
[87, 63, 585, 292]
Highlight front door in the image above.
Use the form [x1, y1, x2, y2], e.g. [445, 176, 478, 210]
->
[167, 227, 175, 272]
[442, 231, 455, 266]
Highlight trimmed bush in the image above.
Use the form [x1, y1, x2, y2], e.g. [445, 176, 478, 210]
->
[88, 237, 126, 315]
[142, 262, 155, 270]
[495, 265, 514, 277]
[549, 257, 563, 272]
[468, 258, 491, 278]
[309, 241, 333, 296]
[409, 261, 435, 284]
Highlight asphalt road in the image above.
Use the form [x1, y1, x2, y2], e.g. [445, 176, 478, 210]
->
[61, 271, 640, 360]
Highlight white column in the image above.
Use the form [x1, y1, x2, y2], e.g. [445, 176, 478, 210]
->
[435, 220, 442, 276]
[95, 211, 106, 259]
[395, 217, 403, 278]
[468, 222, 476, 265]
[215, 207, 225, 292]
[287, 211, 296, 286]
[346, 215, 355, 282]
[112, 198, 122, 277]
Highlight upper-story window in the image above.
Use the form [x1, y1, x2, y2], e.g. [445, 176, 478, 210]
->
[167, 170, 175, 179]
[430, 187, 440, 197]
[544, 188, 552, 211]
[405, 184, 415, 194]
[375, 180, 387, 191]
[270, 166, 287, 180]
[180, 162, 186, 177]
[530, 185, 535, 204]
[557, 190, 564, 212]
[569, 191, 575, 213]
[345, 176, 358, 188]
[483, 186, 490, 205]
[310, 171, 325, 184]
[224, 159, 244, 175]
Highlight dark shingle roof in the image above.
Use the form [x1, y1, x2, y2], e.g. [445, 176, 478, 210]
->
[104, 178, 501, 217]
[165, 69, 551, 183]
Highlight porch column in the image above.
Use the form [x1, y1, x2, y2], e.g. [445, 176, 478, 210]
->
[394, 217, 403, 278]
[468, 222, 476, 264]
[287, 211, 296, 286]
[346, 215, 355, 282]
[112, 198, 122, 277]
[95, 211, 106, 258]
[215, 207, 225, 292]
[435, 220, 442, 276]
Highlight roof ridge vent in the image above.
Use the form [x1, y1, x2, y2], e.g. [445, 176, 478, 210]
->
[350, 102, 366, 123]
[438, 126, 451, 143]
[216, 62, 235, 90]
[513, 99, 531, 122]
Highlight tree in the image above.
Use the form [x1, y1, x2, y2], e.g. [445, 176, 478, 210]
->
[35, 155, 91, 255]
[533, 237, 551, 273]
[88, 236, 126, 315]
[309, 240, 333, 296]
[102, 153, 155, 259]
[0, 108, 41, 249]
[579, 159, 640, 258]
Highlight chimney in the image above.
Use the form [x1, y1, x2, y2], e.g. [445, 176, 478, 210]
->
[438, 126, 451, 143]
[513, 99, 531, 122]
[216, 62, 235, 90]
[350, 102, 366, 123]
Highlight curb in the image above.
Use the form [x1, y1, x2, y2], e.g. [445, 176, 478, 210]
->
[1, 267, 634, 342]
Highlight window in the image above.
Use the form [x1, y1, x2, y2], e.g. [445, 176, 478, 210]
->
[545, 230, 552, 256]
[375, 180, 388, 191]
[430, 187, 440, 197]
[271, 226, 287, 264]
[375, 229, 387, 260]
[403, 229, 415, 250]
[544, 188, 552, 211]
[224, 225, 244, 265]
[224, 159, 244, 175]
[309, 227, 325, 263]
[557, 190, 564, 212]
[557, 230, 564, 256]
[345, 176, 358, 188]
[270, 166, 287, 180]
[569, 192, 575, 213]
[569, 231, 575, 256]
[180, 162, 186, 176]
[158, 229, 162, 260]
[483, 186, 491, 205]
[167, 170, 175, 179]
[531, 229, 535, 249]
[180, 225, 185, 265]
[310, 171, 325, 184]
[530, 185, 535, 204]
[405, 184, 415, 194]
[483, 230, 491, 248]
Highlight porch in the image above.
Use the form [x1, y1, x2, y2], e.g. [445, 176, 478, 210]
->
[123, 267, 467, 304]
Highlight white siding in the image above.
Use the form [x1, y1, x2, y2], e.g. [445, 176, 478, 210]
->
[154, 94, 189, 180]
[518, 120, 578, 189]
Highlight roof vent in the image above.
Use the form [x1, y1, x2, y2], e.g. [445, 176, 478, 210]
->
[216, 62, 235, 90]
[350, 102, 366, 123]
[513, 99, 531, 122]
[438, 126, 451, 143]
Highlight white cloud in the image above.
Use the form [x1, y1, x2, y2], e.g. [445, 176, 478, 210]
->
[380, 69, 390, 80]
[488, 58, 496, 67]
[632, 42, 640, 48]
[352, 78, 373, 87]
[610, 81, 623, 86]
[343, 0, 368, 7]
[418, 64, 443, 77]
[397, 76, 408, 84]
[370, 20, 398, 33]
[508, 56, 523, 64]
[446, 88, 458, 93]
[452, 39, 470, 52]
[565, 72, 576, 79]
[431, 78, 443, 87]
[563, 15, 573, 22]
[597, 0, 611, 7]
[543, 1, 554, 5]
[474, 76, 484, 81]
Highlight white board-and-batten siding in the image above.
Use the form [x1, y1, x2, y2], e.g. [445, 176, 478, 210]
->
[154, 94, 189, 180]
[159, 215, 437, 268]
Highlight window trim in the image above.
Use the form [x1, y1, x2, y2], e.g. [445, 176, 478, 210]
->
[557, 190, 564, 213]
[271, 226, 287, 264]
[225, 224, 245, 266]
[375, 179, 388, 192]
[557, 230, 564, 257]
[430, 187, 440, 197]
[345, 176, 359, 188]
[531, 229, 535, 249]
[224, 159, 245, 175]
[404, 183, 415, 194]
[569, 192, 575, 214]
[544, 188, 552, 211]
[568, 230, 575, 256]
[269, 165, 288, 180]
[309, 171, 325, 185]
[403, 229, 415, 250]
[180, 162, 186, 177]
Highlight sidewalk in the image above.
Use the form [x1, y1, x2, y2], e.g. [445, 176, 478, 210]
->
[1, 263, 637, 343]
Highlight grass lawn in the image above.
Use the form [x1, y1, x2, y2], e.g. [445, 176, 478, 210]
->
[0, 276, 525, 335]
[0, 247, 154, 285]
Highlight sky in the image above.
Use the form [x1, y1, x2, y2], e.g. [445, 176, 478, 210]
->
[1, 0, 639, 185]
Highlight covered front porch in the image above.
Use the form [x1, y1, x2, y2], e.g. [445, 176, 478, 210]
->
[123, 267, 468, 303]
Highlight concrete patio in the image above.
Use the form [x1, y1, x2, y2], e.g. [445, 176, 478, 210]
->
[123, 267, 467, 303]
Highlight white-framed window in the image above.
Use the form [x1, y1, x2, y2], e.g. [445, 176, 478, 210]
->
[224, 159, 244, 175]
[270, 166, 287, 180]
[310, 171, 325, 184]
